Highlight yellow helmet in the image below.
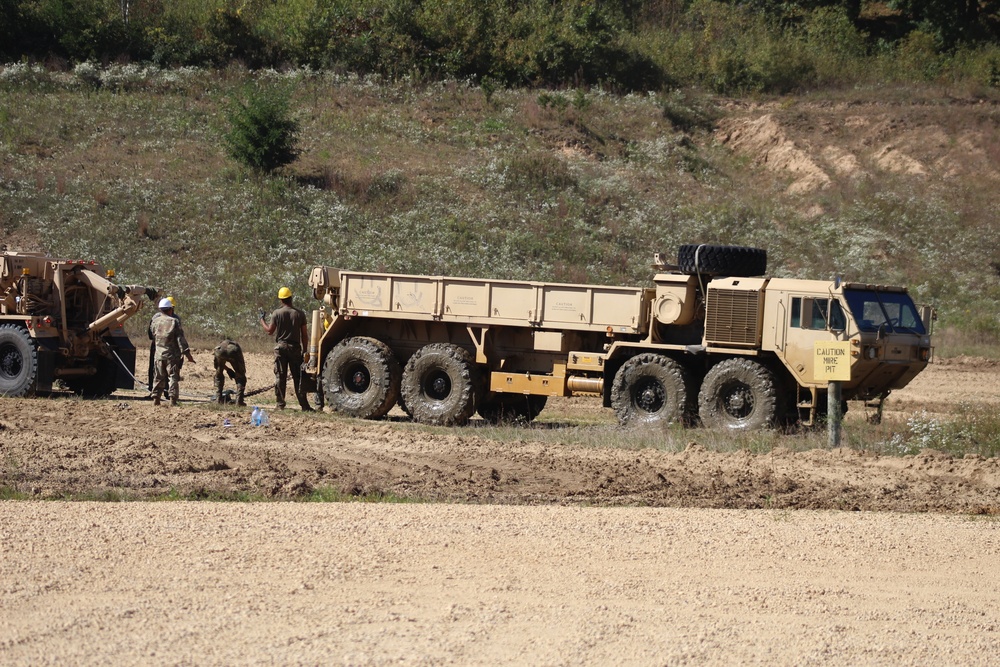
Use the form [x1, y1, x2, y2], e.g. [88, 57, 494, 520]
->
[277, 286, 293, 300]
[166, 295, 176, 307]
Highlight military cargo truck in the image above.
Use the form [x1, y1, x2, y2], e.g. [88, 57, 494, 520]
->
[303, 244, 933, 430]
[0, 247, 158, 397]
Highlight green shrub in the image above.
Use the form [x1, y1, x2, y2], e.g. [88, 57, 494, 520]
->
[221, 83, 300, 175]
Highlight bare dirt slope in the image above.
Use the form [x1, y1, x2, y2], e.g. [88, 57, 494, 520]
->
[3, 354, 1000, 665]
[2, 351, 1000, 512]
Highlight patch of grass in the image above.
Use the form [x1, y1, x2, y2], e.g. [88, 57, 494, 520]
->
[0, 485, 29, 500]
[303, 487, 421, 503]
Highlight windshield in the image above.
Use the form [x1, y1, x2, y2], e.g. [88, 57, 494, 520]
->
[843, 289, 925, 334]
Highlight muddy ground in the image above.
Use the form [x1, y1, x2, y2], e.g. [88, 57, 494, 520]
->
[2, 351, 1000, 512]
[3, 353, 1000, 665]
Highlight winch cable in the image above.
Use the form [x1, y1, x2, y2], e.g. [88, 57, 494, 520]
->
[109, 348, 275, 402]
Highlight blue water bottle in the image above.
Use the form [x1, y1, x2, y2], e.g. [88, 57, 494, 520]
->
[251, 406, 261, 426]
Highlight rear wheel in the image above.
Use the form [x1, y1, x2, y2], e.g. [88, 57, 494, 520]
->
[401, 344, 480, 426]
[611, 353, 692, 427]
[0, 325, 37, 397]
[322, 337, 401, 419]
[477, 393, 547, 424]
[698, 358, 779, 430]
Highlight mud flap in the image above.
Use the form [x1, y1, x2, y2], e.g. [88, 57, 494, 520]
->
[34, 345, 56, 393]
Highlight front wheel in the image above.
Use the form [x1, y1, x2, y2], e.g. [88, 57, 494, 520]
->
[0, 325, 38, 397]
[698, 358, 779, 431]
[401, 344, 480, 426]
[322, 337, 401, 419]
[611, 353, 693, 427]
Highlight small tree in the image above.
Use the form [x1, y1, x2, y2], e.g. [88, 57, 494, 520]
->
[222, 84, 299, 175]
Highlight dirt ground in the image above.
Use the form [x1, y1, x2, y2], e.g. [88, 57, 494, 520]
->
[3, 352, 1000, 664]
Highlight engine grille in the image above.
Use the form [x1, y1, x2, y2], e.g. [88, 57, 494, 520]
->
[705, 288, 761, 346]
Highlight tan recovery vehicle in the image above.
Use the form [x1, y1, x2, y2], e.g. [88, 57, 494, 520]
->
[0, 247, 158, 397]
[303, 244, 933, 430]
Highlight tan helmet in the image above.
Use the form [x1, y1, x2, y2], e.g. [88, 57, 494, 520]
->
[277, 286, 293, 300]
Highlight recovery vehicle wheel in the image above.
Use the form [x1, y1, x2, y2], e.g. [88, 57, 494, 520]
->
[698, 358, 779, 431]
[611, 353, 693, 427]
[0, 325, 38, 397]
[322, 337, 401, 419]
[477, 393, 547, 424]
[677, 244, 767, 277]
[401, 343, 481, 426]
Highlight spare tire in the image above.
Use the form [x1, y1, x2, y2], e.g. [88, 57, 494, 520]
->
[677, 244, 767, 277]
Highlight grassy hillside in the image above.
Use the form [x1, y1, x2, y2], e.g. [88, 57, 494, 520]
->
[2, 64, 1000, 353]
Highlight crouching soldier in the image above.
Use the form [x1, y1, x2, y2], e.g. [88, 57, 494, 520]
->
[214, 339, 247, 407]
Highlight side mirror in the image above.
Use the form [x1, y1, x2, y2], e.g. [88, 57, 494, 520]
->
[920, 305, 936, 334]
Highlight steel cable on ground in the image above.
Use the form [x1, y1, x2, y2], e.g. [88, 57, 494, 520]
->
[110, 349, 275, 402]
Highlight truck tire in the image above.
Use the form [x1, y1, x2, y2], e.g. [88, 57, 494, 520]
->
[402, 343, 481, 426]
[0, 325, 38, 397]
[322, 337, 401, 419]
[611, 353, 693, 427]
[677, 244, 767, 277]
[477, 393, 547, 424]
[698, 358, 779, 430]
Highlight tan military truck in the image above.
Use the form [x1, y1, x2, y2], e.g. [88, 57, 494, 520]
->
[0, 247, 158, 397]
[303, 244, 933, 430]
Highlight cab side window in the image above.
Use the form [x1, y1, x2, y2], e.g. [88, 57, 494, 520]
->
[791, 297, 844, 331]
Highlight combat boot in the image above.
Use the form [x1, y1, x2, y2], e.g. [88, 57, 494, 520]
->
[153, 396, 161, 406]
[170, 397, 178, 407]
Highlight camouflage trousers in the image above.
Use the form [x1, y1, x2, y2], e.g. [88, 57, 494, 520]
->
[153, 352, 182, 402]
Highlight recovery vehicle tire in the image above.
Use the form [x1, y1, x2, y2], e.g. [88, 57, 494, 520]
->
[322, 337, 401, 419]
[0, 325, 38, 397]
[401, 343, 481, 426]
[477, 393, 547, 424]
[698, 358, 779, 431]
[677, 244, 767, 277]
[611, 353, 693, 427]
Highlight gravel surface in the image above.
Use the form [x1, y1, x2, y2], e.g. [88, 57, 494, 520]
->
[3, 503, 1000, 666]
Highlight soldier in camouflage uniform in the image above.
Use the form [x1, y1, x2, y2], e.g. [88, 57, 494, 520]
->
[213, 338, 247, 407]
[260, 286, 313, 411]
[151, 298, 195, 406]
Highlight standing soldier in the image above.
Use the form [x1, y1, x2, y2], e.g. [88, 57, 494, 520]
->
[260, 286, 313, 411]
[214, 338, 247, 407]
[151, 297, 195, 406]
[147, 295, 183, 398]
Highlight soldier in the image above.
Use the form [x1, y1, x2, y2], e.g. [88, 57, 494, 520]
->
[147, 295, 183, 398]
[151, 297, 195, 406]
[259, 286, 313, 411]
[214, 338, 247, 407]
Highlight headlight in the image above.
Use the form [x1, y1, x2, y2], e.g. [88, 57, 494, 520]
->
[865, 346, 878, 360]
